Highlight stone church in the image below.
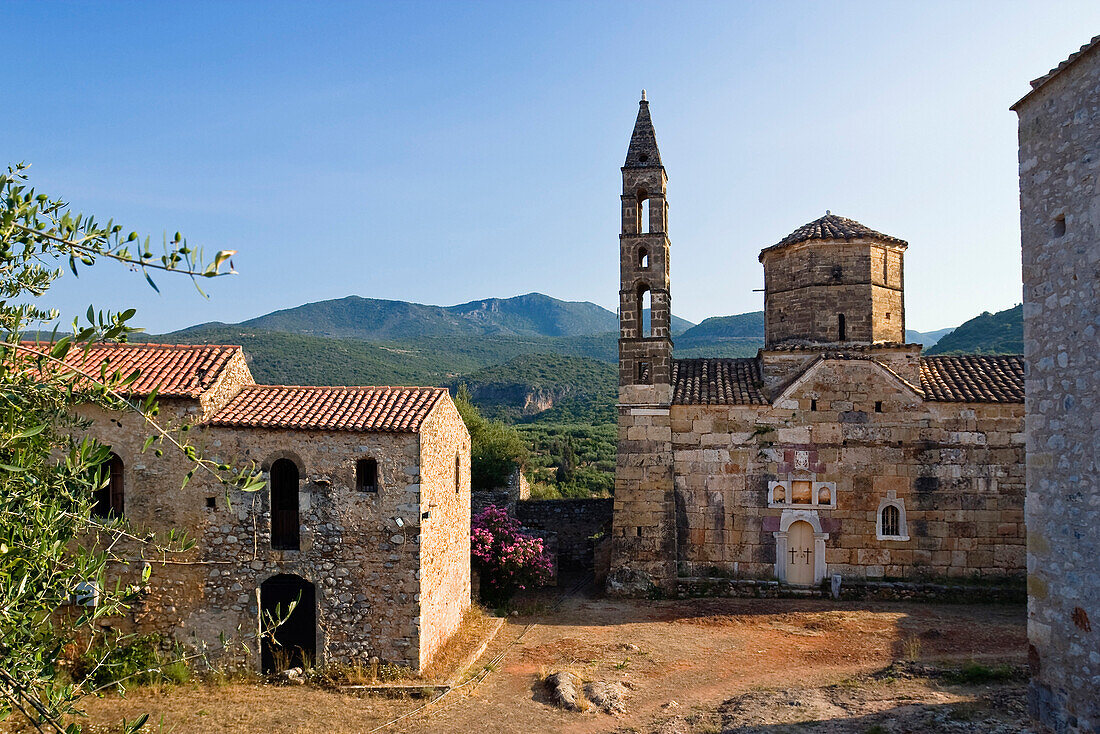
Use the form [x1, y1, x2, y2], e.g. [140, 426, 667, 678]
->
[62, 342, 470, 673]
[610, 95, 1026, 592]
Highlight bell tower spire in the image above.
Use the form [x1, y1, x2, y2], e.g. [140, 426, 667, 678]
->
[618, 92, 672, 404]
[611, 93, 677, 594]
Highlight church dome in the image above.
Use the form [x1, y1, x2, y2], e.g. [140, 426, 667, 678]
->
[760, 213, 907, 260]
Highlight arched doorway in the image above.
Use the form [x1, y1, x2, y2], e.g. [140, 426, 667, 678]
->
[260, 574, 316, 673]
[785, 520, 815, 586]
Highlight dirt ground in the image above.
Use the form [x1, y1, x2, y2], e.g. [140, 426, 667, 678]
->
[71, 587, 1029, 734]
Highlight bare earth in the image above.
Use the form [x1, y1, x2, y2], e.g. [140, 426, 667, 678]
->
[74, 589, 1028, 734]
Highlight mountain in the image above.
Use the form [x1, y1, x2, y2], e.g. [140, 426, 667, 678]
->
[188, 292, 693, 342]
[905, 328, 954, 348]
[926, 305, 1023, 355]
[451, 353, 617, 423]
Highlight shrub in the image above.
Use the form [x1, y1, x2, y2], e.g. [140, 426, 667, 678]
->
[74, 633, 191, 691]
[471, 506, 553, 606]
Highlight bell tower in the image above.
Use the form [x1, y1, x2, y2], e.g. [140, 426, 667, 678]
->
[618, 90, 672, 405]
[610, 92, 677, 594]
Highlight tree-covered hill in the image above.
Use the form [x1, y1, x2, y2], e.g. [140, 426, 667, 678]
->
[925, 304, 1023, 355]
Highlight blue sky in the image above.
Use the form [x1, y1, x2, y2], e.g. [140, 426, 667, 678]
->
[4, 1, 1099, 333]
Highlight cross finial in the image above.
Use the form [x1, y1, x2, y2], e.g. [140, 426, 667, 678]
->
[641, 89, 647, 102]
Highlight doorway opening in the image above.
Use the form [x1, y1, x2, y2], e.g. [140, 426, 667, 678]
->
[260, 574, 316, 673]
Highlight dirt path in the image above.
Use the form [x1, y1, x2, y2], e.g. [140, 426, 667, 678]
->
[73, 591, 1027, 734]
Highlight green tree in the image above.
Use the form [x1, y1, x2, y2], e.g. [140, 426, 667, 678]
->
[0, 163, 261, 733]
[453, 384, 527, 489]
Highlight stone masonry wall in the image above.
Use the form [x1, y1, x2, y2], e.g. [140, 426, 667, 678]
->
[416, 397, 471, 671]
[76, 396, 468, 673]
[1017, 42, 1100, 734]
[516, 498, 613, 571]
[671, 358, 1025, 581]
[762, 241, 906, 345]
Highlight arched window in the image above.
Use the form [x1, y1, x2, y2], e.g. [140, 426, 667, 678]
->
[356, 458, 377, 492]
[638, 247, 649, 269]
[637, 284, 652, 337]
[838, 313, 846, 341]
[270, 459, 300, 550]
[876, 497, 909, 541]
[92, 453, 125, 519]
[637, 190, 650, 234]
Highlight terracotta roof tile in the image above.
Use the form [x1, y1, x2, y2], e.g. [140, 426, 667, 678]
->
[760, 213, 907, 258]
[23, 341, 241, 398]
[672, 358, 768, 405]
[919, 355, 1024, 403]
[209, 385, 446, 432]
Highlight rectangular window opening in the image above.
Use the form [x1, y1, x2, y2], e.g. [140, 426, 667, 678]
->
[356, 458, 378, 492]
[875, 401, 883, 413]
[810, 399, 817, 411]
[637, 361, 651, 384]
[1053, 214, 1066, 238]
[205, 496, 216, 509]
[636, 526, 643, 537]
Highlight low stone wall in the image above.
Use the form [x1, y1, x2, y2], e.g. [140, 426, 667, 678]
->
[516, 499, 613, 571]
[676, 576, 1026, 604]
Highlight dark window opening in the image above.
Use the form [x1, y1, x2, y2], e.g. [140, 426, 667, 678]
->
[205, 496, 216, 509]
[638, 153, 648, 163]
[356, 458, 378, 492]
[636, 526, 643, 537]
[635, 189, 648, 233]
[838, 313, 846, 341]
[92, 453, 125, 519]
[875, 401, 883, 413]
[637, 360, 651, 384]
[260, 574, 316, 673]
[885, 312, 891, 321]
[881, 505, 901, 537]
[810, 399, 817, 411]
[270, 459, 300, 551]
[638, 247, 649, 269]
[1053, 214, 1066, 238]
[832, 265, 843, 280]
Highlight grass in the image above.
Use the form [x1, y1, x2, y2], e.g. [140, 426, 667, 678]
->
[942, 661, 1022, 684]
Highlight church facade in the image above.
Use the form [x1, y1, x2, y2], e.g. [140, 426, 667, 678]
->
[610, 96, 1026, 593]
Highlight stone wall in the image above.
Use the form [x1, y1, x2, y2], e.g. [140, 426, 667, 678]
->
[761, 240, 906, 346]
[77, 393, 469, 674]
[670, 358, 1025, 582]
[1016, 40, 1100, 734]
[416, 398, 471, 671]
[515, 498, 613, 570]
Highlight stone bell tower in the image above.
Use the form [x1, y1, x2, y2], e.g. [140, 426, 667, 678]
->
[609, 92, 677, 594]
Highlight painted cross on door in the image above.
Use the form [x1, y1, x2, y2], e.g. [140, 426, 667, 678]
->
[786, 520, 815, 586]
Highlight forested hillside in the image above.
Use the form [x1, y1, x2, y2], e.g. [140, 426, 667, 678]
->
[926, 305, 1023, 355]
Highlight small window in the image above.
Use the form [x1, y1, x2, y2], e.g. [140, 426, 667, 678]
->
[810, 399, 817, 411]
[875, 401, 883, 413]
[638, 247, 649, 269]
[817, 486, 832, 505]
[885, 312, 891, 321]
[838, 313, 846, 341]
[270, 459, 300, 550]
[881, 505, 900, 537]
[356, 458, 378, 492]
[636, 526, 643, 537]
[205, 496, 216, 509]
[1053, 214, 1066, 238]
[92, 453, 125, 519]
[637, 360, 651, 383]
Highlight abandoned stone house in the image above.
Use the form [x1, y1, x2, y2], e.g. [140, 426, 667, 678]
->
[610, 95, 1027, 592]
[1014, 34, 1100, 734]
[64, 342, 470, 673]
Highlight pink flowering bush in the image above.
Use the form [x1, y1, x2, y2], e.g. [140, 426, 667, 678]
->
[471, 505, 553, 606]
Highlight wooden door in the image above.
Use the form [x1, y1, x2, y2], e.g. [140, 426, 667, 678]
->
[786, 521, 814, 586]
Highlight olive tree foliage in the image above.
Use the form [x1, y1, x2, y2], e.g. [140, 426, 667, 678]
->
[0, 163, 264, 733]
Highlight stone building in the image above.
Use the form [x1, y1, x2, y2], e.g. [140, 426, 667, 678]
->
[65, 342, 470, 673]
[610, 95, 1027, 594]
[1014, 35, 1100, 734]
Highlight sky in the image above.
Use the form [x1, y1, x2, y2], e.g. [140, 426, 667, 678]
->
[4, 1, 1099, 334]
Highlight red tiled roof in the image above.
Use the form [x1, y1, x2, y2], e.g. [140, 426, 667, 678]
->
[672, 358, 768, 405]
[22, 342, 242, 398]
[760, 213, 907, 259]
[209, 385, 447, 432]
[919, 355, 1024, 403]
